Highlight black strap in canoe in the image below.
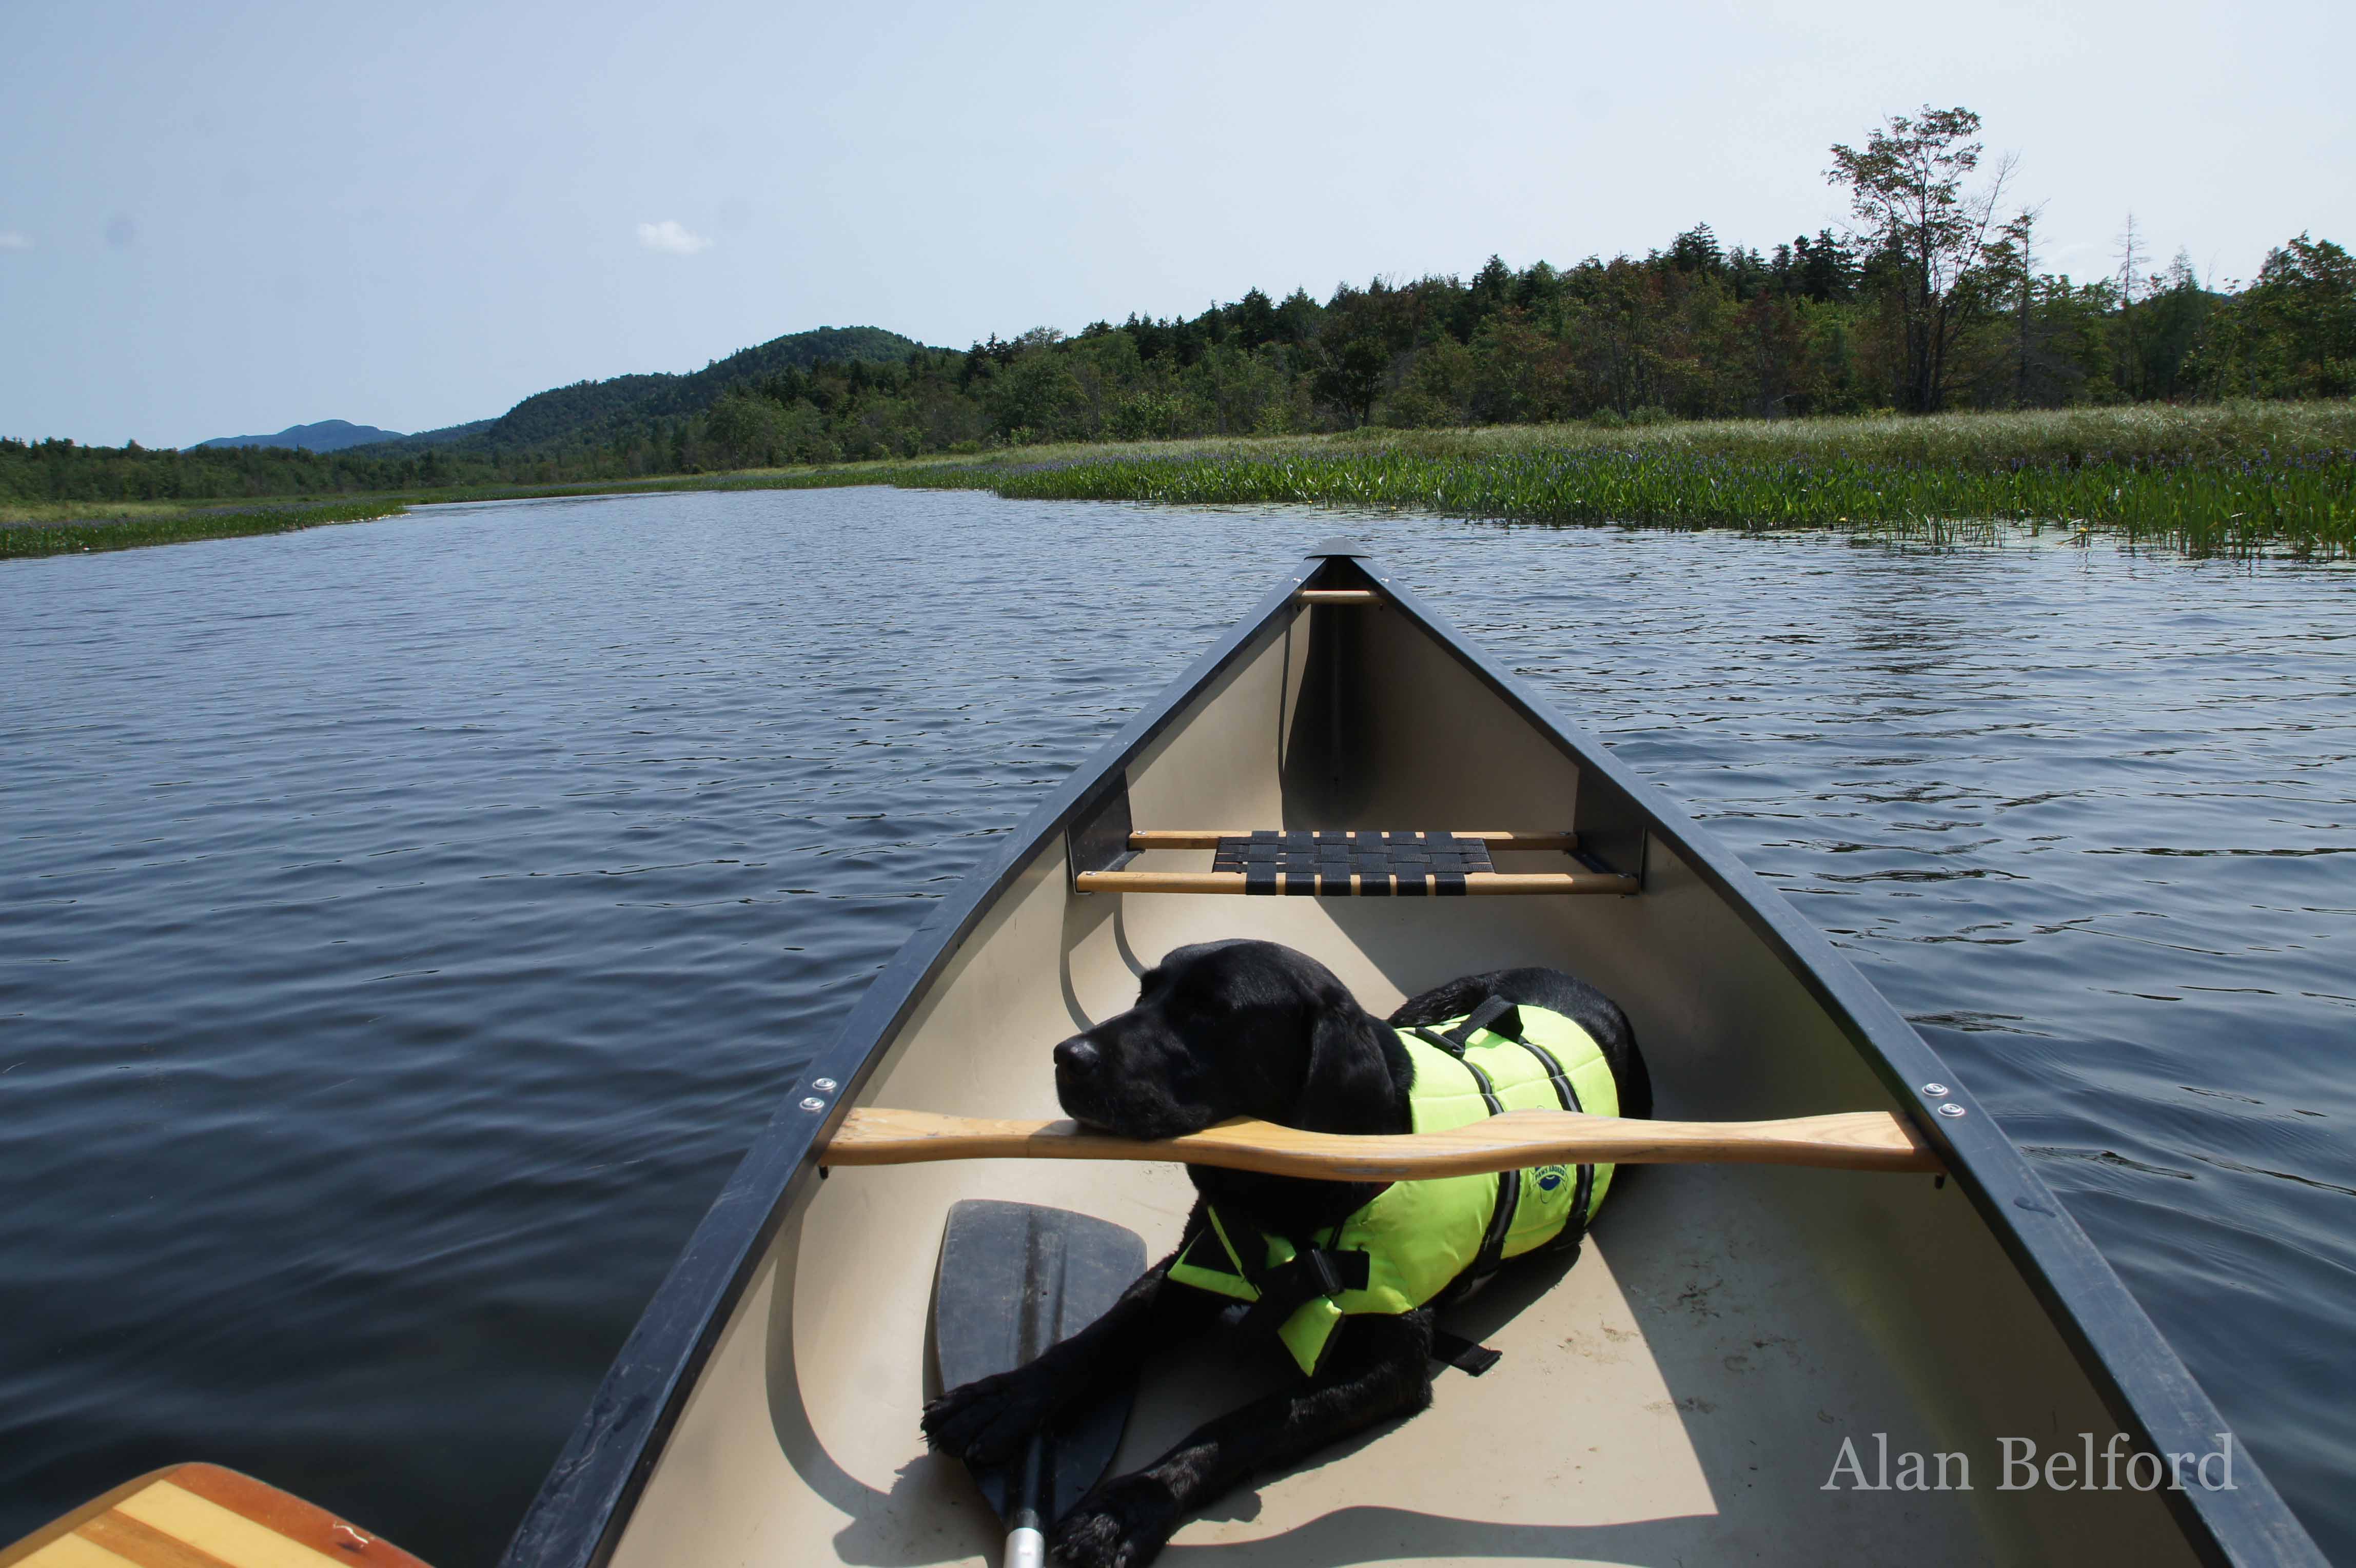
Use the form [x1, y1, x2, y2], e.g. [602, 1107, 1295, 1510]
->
[1213, 830, 1493, 895]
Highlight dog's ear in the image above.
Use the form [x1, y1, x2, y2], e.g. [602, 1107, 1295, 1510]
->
[1291, 1000, 1402, 1135]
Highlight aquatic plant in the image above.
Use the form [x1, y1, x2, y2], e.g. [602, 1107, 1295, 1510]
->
[10, 403, 2349, 559]
[0, 500, 411, 560]
[890, 414, 2355, 556]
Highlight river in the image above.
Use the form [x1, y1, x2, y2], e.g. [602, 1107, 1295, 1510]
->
[3, 487, 2350, 1563]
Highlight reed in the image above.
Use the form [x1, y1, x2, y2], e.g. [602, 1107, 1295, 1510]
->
[892, 406, 2356, 555]
[9, 403, 2348, 559]
[0, 499, 415, 560]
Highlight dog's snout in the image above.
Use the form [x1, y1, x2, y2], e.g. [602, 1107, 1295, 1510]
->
[1054, 1036, 1101, 1076]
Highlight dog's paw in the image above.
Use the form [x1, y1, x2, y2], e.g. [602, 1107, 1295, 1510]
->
[920, 1367, 1055, 1464]
[1050, 1474, 1181, 1568]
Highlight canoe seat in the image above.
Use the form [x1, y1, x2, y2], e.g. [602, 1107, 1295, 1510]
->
[1072, 829, 1638, 896]
[1211, 830, 1493, 895]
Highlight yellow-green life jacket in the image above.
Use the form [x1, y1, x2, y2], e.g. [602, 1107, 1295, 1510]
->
[1165, 1001, 1618, 1376]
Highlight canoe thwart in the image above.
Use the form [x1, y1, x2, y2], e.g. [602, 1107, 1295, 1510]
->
[1294, 589, 1382, 604]
[1094, 830, 1617, 893]
[1127, 829, 1580, 851]
[823, 1106, 1945, 1177]
[1074, 869, 1636, 895]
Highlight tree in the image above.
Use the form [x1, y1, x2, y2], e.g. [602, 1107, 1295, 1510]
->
[2134, 251, 2212, 399]
[703, 390, 790, 467]
[1462, 254, 1514, 338]
[1230, 288, 1280, 349]
[2113, 213, 2150, 398]
[1828, 106, 2015, 411]
[1794, 230, 1857, 303]
[1385, 336, 1475, 427]
[1980, 206, 2041, 405]
[2193, 234, 2356, 399]
[1312, 338, 1389, 427]
[1666, 224, 1723, 275]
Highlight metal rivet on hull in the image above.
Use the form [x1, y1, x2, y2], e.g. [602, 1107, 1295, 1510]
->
[1921, 1083, 1951, 1097]
[1937, 1103, 1967, 1119]
[812, 1079, 838, 1093]
[800, 1097, 827, 1112]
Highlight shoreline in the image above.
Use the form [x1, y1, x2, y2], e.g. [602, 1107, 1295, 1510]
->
[6, 402, 2349, 561]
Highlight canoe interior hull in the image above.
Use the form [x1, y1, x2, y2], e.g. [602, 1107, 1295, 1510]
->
[603, 585, 2209, 1566]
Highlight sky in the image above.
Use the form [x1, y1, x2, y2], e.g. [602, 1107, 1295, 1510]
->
[3, 0, 2348, 449]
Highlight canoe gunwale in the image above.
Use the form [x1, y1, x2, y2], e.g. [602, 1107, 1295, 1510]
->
[498, 541, 2322, 1568]
[497, 553, 1329, 1568]
[1358, 558, 2320, 1568]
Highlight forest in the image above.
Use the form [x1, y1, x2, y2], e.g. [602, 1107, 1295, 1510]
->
[6, 108, 2350, 507]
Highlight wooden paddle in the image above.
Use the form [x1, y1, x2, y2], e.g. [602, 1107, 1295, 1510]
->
[826, 1106, 1942, 1178]
[0, 1463, 431, 1568]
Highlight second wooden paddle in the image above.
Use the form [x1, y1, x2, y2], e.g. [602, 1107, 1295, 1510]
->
[824, 1106, 1942, 1178]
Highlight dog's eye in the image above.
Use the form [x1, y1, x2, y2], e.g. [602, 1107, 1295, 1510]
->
[1162, 989, 1232, 1032]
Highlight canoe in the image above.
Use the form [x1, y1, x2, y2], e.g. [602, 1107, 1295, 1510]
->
[500, 538, 2323, 1568]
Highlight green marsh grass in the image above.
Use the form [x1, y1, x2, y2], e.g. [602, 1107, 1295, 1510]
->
[0, 498, 214, 527]
[897, 402, 2356, 556]
[1, 499, 414, 560]
[8, 402, 2348, 558]
[0, 471, 889, 559]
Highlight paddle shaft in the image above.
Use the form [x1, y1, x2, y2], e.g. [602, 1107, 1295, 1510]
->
[827, 1106, 1942, 1178]
[1007, 1433, 1046, 1568]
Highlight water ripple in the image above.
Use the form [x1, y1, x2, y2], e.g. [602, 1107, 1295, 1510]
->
[2, 491, 2351, 1562]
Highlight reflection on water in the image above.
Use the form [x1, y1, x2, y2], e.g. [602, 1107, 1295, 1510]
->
[2, 491, 2350, 1563]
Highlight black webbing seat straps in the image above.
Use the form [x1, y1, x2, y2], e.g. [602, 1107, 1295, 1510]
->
[1212, 830, 1495, 895]
[1242, 829, 1278, 895]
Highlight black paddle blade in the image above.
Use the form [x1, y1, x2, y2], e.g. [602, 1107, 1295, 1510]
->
[931, 1199, 1147, 1526]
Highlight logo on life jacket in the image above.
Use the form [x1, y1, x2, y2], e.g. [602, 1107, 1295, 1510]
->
[1534, 1164, 1567, 1192]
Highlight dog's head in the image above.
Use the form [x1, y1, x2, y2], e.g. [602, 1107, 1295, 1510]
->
[1052, 939, 1405, 1141]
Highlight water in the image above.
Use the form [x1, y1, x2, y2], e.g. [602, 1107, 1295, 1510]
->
[3, 489, 2350, 1564]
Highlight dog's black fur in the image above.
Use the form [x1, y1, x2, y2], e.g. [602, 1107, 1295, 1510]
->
[920, 939, 1650, 1567]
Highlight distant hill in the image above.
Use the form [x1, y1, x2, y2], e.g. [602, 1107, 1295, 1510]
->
[195, 419, 405, 453]
[344, 325, 930, 459]
[357, 419, 498, 454]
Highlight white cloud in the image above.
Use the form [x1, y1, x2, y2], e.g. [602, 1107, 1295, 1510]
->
[635, 219, 711, 256]
[0, 231, 31, 251]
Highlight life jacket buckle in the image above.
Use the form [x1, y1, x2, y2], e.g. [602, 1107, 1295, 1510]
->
[1305, 1248, 1349, 1298]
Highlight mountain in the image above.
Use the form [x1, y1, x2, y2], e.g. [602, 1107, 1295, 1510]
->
[355, 419, 498, 453]
[194, 419, 405, 453]
[346, 325, 931, 458]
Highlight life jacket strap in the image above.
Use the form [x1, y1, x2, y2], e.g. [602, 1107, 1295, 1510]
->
[1419, 997, 1607, 1255]
[1508, 1029, 1597, 1253]
[1232, 1245, 1371, 1339]
[1416, 1041, 1521, 1303]
[1409, 1011, 1535, 1302]
[1429, 1328, 1503, 1377]
[1423, 995, 1523, 1055]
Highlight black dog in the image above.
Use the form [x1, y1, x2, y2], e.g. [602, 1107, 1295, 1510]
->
[921, 939, 1650, 1567]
